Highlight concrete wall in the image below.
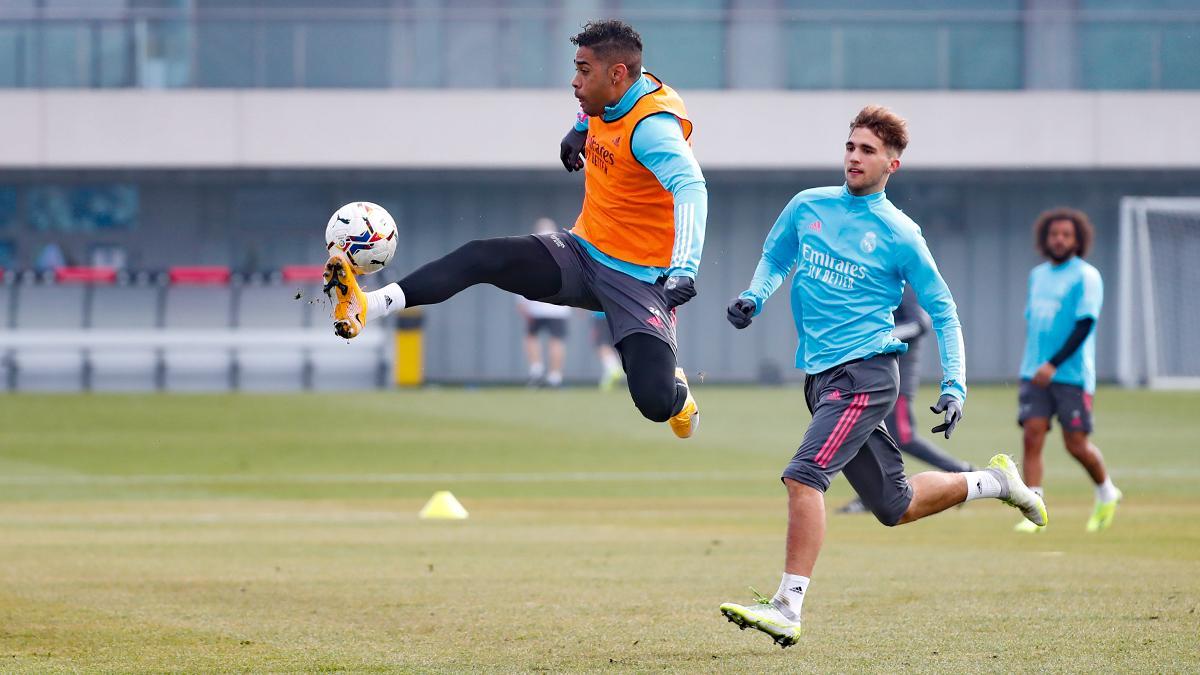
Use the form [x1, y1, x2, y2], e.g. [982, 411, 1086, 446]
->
[3, 90, 1200, 170]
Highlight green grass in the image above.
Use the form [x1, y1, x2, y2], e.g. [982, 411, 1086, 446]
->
[0, 386, 1197, 673]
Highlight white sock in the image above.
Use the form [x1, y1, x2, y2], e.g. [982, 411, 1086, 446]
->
[771, 573, 808, 622]
[546, 370, 562, 386]
[1096, 478, 1119, 503]
[963, 470, 1005, 502]
[529, 363, 545, 379]
[1030, 486, 1043, 498]
[365, 283, 405, 321]
[601, 352, 621, 375]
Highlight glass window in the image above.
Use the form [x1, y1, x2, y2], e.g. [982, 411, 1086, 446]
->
[195, 21, 257, 87]
[303, 20, 391, 87]
[949, 24, 1021, 89]
[1162, 24, 1200, 90]
[500, 4, 556, 88]
[42, 23, 90, 87]
[1081, 25, 1155, 89]
[97, 22, 134, 88]
[786, 24, 836, 89]
[0, 187, 16, 229]
[392, 0, 446, 87]
[262, 22, 298, 87]
[27, 185, 139, 232]
[624, 0, 726, 89]
[444, 16, 502, 88]
[845, 24, 940, 89]
[139, 20, 193, 88]
[0, 24, 33, 87]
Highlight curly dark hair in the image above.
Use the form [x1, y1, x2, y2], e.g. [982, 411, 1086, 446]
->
[570, 19, 642, 77]
[1034, 207, 1094, 259]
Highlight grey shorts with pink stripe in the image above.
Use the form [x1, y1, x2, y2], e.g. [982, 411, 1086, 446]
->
[783, 352, 913, 526]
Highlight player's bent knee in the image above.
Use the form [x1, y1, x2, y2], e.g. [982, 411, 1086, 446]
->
[631, 389, 674, 423]
[871, 504, 906, 527]
[863, 487, 913, 527]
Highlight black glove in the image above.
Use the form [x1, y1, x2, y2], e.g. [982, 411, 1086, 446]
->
[930, 394, 963, 439]
[559, 127, 587, 172]
[726, 298, 756, 329]
[663, 276, 696, 309]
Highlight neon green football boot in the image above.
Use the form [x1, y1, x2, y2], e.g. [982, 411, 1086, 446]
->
[719, 588, 801, 649]
[987, 453, 1048, 528]
[1086, 489, 1122, 533]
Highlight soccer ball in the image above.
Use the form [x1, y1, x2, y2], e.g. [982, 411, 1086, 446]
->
[324, 201, 398, 275]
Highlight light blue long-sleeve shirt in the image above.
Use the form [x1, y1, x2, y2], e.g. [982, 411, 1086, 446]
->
[1019, 257, 1103, 392]
[740, 185, 967, 403]
[572, 74, 706, 283]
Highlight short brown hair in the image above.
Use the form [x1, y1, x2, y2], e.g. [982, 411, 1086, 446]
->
[849, 105, 909, 155]
[1034, 207, 1094, 259]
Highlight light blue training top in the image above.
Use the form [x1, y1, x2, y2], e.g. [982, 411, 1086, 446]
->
[740, 185, 967, 403]
[571, 73, 707, 283]
[1020, 257, 1103, 393]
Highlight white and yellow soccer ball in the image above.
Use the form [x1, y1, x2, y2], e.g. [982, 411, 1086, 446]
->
[324, 201, 398, 275]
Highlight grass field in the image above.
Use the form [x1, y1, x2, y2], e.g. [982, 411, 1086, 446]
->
[0, 385, 1197, 673]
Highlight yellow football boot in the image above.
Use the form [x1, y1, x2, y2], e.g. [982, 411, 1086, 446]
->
[323, 254, 367, 339]
[668, 367, 699, 438]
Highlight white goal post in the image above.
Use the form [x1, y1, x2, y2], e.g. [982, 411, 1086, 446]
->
[1118, 197, 1200, 389]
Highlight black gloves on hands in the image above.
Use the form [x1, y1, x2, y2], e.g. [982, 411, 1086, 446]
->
[663, 276, 696, 309]
[930, 394, 963, 439]
[560, 128, 587, 172]
[726, 298, 756, 329]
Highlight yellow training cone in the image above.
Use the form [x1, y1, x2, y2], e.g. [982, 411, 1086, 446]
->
[418, 491, 469, 520]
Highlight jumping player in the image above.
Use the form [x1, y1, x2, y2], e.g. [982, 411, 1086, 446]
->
[718, 105, 1047, 647]
[321, 20, 704, 437]
[1016, 208, 1120, 533]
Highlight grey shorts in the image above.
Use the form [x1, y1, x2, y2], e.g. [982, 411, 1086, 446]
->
[783, 353, 913, 526]
[526, 317, 567, 339]
[1018, 380, 1094, 433]
[532, 231, 676, 352]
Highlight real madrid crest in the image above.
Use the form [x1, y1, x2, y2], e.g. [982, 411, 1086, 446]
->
[860, 231, 878, 254]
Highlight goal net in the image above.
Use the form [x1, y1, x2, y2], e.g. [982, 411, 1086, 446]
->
[1118, 197, 1200, 389]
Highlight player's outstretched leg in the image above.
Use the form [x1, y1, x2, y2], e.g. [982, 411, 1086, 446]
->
[325, 235, 563, 339]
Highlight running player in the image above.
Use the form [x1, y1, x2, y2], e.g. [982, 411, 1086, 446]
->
[322, 19, 704, 437]
[1016, 207, 1120, 533]
[718, 105, 1047, 648]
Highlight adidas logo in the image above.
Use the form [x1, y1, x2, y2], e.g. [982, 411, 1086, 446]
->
[384, 296, 393, 308]
[788, 586, 805, 594]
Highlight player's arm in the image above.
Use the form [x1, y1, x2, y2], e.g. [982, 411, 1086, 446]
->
[630, 112, 707, 307]
[900, 229, 967, 436]
[1032, 267, 1102, 386]
[560, 112, 589, 172]
[727, 197, 801, 329]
